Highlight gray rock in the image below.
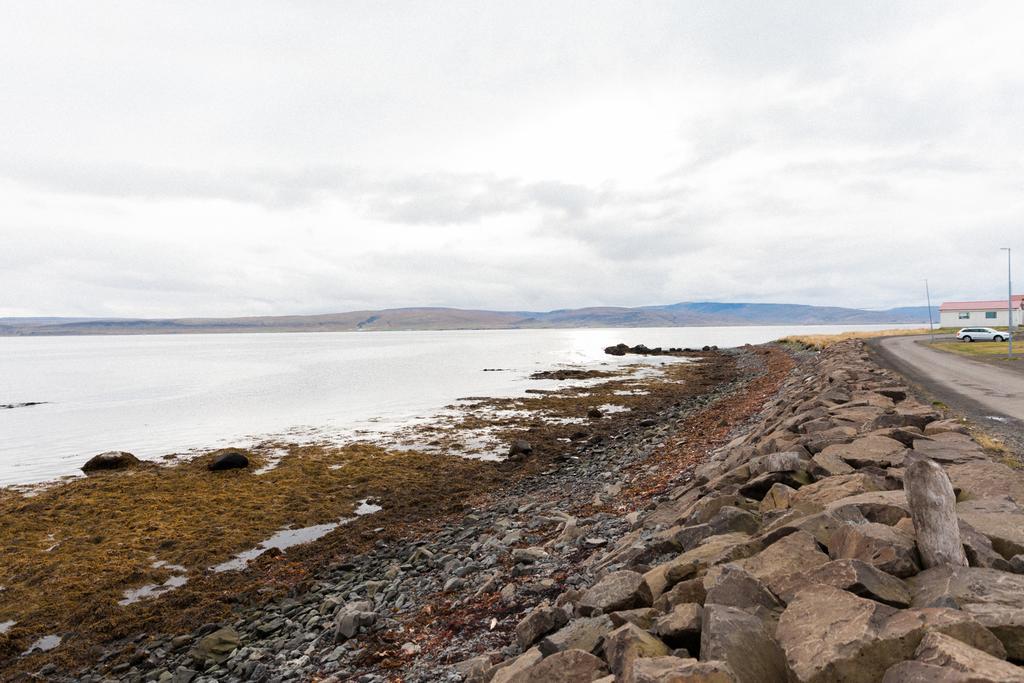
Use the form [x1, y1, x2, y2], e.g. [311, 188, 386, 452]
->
[578, 571, 653, 616]
[188, 627, 240, 666]
[512, 547, 549, 564]
[828, 521, 920, 578]
[334, 601, 377, 642]
[82, 450, 141, 473]
[539, 616, 615, 656]
[506, 649, 608, 683]
[515, 604, 569, 650]
[773, 559, 911, 608]
[699, 604, 788, 683]
[602, 622, 671, 677]
[913, 631, 1022, 682]
[630, 656, 737, 683]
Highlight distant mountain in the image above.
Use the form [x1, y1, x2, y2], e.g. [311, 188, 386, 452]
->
[0, 302, 939, 336]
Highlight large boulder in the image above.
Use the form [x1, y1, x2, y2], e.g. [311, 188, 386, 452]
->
[825, 490, 911, 525]
[820, 436, 907, 469]
[912, 631, 1023, 681]
[516, 603, 569, 650]
[81, 450, 140, 473]
[959, 519, 1012, 570]
[578, 571, 653, 616]
[789, 473, 886, 508]
[539, 616, 615, 656]
[699, 604, 789, 683]
[646, 533, 758, 595]
[704, 564, 783, 623]
[761, 506, 868, 548]
[207, 449, 250, 471]
[645, 507, 760, 559]
[189, 627, 240, 666]
[630, 656, 737, 683]
[961, 604, 1024, 661]
[506, 649, 608, 683]
[909, 566, 1024, 610]
[777, 585, 1005, 682]
[772, 559, 911, 607]
[735, 530, 830, 595]
[602, 623, 671, 677]
[909, 565, 1024, 658]
[946, 460, 1024, 502]
[828, 521, 920, 577]
[911, 433, 987, 465]
[957, 497, 1024, 560]
[490, 648, 543, 683]
[653, 603, 703, 652]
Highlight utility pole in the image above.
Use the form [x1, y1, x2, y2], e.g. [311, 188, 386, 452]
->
[925, 279, 934, 344]
[1001, 247, 1013, 357]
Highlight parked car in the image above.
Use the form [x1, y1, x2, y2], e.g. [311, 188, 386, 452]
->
[957, 327, 1012, 342]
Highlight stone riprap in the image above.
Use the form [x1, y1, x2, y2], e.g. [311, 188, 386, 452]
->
[57, 340, 1024, 682]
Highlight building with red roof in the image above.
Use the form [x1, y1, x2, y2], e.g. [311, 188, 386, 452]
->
[940, 296, 1023, 328]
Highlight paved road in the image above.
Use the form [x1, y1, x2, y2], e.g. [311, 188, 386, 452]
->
[870, 335, 1024, 423]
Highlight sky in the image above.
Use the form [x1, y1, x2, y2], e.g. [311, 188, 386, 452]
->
[1, 1, 1022, 318]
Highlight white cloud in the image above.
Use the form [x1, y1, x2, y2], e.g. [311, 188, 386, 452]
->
[0, 1, 1021, 317]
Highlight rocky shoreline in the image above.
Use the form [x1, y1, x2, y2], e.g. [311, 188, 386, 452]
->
[12, 338, 1024, 682]
[2, 345, 778, 680]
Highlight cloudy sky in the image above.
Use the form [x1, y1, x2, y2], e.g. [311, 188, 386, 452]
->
[2, 1, 1022, 318]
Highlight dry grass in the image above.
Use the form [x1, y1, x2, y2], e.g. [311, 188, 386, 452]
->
[929, 340, 1023, 361]
[971, 430, 1023, 469]
[778, 328, 936, 350]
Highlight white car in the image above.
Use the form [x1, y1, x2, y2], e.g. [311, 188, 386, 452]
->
[956, 327, 1011, 342]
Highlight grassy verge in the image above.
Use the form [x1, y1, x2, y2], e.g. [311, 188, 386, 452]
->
[928, 340, 1023, 361]
[777, 327, 948, 350]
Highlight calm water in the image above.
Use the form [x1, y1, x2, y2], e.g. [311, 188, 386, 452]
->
[0, 325, 913, 485]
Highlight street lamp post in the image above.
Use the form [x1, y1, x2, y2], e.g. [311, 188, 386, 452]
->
[1001, 247, 1012, 358]
[925, 279, 934, 344]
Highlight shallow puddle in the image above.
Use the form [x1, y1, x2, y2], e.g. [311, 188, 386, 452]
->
[118, 575, 189, 606]
[0, 620, 15, 634]
[22, 634, 61, 655]
[212, 499, 382, 573]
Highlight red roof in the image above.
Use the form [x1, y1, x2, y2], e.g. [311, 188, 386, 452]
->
[940, 296, 1024, 311]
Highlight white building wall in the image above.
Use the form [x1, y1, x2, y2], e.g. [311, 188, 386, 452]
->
[941, 308, 1020, 328]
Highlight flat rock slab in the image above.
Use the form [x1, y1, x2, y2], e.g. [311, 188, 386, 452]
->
[909, 565, 1024, 611]
[821, 436, 907, 469]
[946, 459, 1024, 502]
[828, 521, 920, 578]
[578, 570, 653, 616]
[912, 433, 987, 464]
[540, 616, 615, 656]
[913, 632, 1023, 682]
[736, 530, 830, 596]
[790, 473, 886, 508]
[825, 490, 911, 525]
[962, 603, 1024, 661]
[772, 559, 911, 607]
[649, 533, 758, 592]
[957, 497, 1024, 559]
[630, 656, 736, 683]
[506, 649, 608, 683]
[602, 622, 671, 677]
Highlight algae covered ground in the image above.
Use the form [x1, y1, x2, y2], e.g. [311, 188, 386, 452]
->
[0, 349, 740, 674]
